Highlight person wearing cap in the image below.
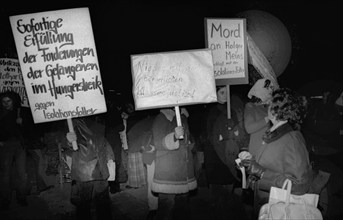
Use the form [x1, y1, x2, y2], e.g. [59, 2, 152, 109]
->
[0, 91, 27, 209]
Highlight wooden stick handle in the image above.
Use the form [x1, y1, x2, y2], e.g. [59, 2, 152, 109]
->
[67, 118, 78, 151]
[174, 106, 184, 139]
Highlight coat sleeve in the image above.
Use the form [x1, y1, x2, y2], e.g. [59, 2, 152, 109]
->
[244, 103, 268, 134]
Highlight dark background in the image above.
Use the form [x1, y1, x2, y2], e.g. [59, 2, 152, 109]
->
[1, 0, 342, 98]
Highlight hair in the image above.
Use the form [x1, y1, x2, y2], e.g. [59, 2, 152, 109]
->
[269, 88, 308, 130]
[0, 91, 21, 109]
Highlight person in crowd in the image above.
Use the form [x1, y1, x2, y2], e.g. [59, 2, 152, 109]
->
[141, 128, 158, 220]
[121, 100, 150, 188]
[0, 91, 27, 209]
[207, 87, 249, 219]
[151, 107, 196, 220]
[104, 93, 125, 194]
[244, 78, 277, 158]
[131, 114, 160, 220]
[125, 116, 153, 189]
[239, 88, 314, 217]
[65, 116, 115, 220]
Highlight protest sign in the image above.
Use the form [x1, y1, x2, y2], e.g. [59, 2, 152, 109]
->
[9, 7, 106, 124]
[131, 49, 217, 110]
[0, 58, 29, 107]
[205, 18, 248, 118]
[205, 18, 248, 85]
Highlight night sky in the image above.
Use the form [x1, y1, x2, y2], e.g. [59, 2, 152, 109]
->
[1, 0, 342, 98]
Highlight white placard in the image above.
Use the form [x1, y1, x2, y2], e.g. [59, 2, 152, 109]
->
[10, 7, 106, 123]
[205, 18, 248, 85]
[0, 58, 29, 107]
[131, 49, 217, 110]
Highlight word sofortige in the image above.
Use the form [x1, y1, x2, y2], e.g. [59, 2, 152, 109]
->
[16, 17, 63, 34]
[42, 106, 97, 119]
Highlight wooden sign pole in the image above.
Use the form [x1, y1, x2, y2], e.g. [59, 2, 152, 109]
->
[226, 85, 231, 119]
[67, 118, 78, 151]
[174, 106, 184, 139]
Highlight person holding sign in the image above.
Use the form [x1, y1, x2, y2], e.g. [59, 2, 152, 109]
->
[65, 116, 114, 220]
[151, 107, 196, 220]
[0, 91, 27, 209]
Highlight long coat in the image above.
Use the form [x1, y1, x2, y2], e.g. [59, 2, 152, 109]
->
[69, 118, 114, 182]
[151, 112, 197, 194]
[253, 123, 313, 210]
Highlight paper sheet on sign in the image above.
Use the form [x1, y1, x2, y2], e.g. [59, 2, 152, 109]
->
[9, 7, 106, 123]
[131, 49, 217, 110]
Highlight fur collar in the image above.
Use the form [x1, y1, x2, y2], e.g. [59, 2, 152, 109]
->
[262, 123, 294, 144]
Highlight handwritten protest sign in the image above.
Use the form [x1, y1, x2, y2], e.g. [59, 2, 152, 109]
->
[131, 49, 217, 110]
[10, 7, 106, 123]
[0, 58, 29, 107]
[205, 18, 248, 85]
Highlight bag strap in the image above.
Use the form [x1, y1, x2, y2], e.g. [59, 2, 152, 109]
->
[282, 179, 292, 205]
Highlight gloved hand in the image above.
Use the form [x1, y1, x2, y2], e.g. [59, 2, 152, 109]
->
[240, 159, 266, 179]
[174, 126, 184, 140]
[66, 132, 77, 143]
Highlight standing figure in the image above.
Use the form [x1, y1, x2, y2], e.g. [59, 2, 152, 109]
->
[0, 91, 27, 209]
[207, 87, 249, 219]
[126, 116, 155, 189]
[65, 116, 114, 220]
[240, 88, 314, 217]
[104, 94, 125, 194]
[244, 78, 276, 158]
[151, 108, 196, 220]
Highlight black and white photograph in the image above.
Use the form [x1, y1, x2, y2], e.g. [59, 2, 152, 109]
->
[0, 0, 342, 219]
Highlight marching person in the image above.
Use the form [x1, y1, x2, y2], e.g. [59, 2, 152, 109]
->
[65, 116, 115, 220]
[151, 107, 197, 220]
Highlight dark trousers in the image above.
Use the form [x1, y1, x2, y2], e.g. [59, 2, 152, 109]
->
[156, 193, 190, 220]
[0, 140, 27, 205]
[71, 180, 112, 220]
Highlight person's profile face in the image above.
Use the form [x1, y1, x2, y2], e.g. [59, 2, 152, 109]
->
[217, 87, 227, 104]
[267, 105, 277, 125]
[1, 97, 14, 111]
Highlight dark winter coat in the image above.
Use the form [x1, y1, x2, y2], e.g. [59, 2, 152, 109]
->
[254, 123, 313, 209]
[69, 118, 114, 182]
[151, 111, 197, 194]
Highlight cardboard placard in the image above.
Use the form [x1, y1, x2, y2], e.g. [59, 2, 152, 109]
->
[205, 18, 248, 85]
[10, 7, 106, 123]
[0, 58, 29, 107]
[131, 49, 217, 110]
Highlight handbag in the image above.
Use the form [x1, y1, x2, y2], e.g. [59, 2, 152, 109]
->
[258, 179, 323, 220]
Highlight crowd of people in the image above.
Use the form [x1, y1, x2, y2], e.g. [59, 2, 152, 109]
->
[0, 72, 342, 220]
